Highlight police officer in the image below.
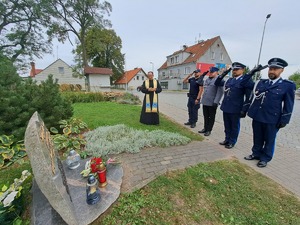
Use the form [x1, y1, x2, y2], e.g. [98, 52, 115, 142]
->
[183, 69, 208, 128]
[243, 58, 296, 167]
[215, 62, 254, 149]
[198, 67, 224, 136]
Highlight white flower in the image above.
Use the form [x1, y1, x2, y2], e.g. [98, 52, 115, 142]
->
[3, 191, 18, 207]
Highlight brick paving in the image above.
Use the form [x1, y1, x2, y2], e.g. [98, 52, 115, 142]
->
[120, 91, 300, 199]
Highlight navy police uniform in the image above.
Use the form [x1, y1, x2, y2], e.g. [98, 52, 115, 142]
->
[245, 58, 296, 165]
[187, 70, 204, 125]
[215, 62, 254, 147]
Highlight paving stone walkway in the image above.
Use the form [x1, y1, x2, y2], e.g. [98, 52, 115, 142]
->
[119, 91, 300, 199]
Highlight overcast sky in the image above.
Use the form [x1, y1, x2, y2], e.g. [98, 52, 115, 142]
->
[34, 0, 300, 79]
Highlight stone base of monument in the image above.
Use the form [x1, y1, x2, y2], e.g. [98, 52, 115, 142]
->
[31, 159, 123, 225]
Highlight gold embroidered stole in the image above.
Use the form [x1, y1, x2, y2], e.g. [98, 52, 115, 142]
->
[145, 79, 158, 113]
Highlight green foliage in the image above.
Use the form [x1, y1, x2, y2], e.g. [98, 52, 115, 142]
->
[49, 0, 112, 68]
[288, 70, 300, 88]
[0, 135, 26, 169]
[96, 160, 300, 225]
[0, 170, 32, 225]
[0, 0, 52, 63]
[84, 27, 125, 82]
[73, 102, 203, 141]
[84, 124, 191, 157]
[50, 118, 89, 154]
[0, 62, 73, 140]
[61, 91, 141, 105]
[61, 92, 105, 103]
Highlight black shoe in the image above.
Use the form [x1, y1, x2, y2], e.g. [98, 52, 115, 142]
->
[198, 129, 206, 133]
[225, 143, 234, 149]
[244, 154, 259, 160]
[219, 140, 229, 145]
[190, 123, 196, 128]
[204, 131, 211, 136]
[184, 122, 192, 125]
[257, 161, 267, 168]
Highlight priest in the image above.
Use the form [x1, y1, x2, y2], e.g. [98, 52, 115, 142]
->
[140, 71, 162, 125]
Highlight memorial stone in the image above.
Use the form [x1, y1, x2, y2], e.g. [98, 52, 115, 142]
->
[25, 112, 123, 225]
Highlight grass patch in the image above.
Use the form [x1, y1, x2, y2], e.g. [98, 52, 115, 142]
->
[96, 159, 300, 225]
[73, 102, 202, 141]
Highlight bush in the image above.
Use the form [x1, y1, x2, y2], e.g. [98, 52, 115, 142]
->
[0, 55, 73, 141]
[61, 91, 141, 105]
[84, 124, 191, 157]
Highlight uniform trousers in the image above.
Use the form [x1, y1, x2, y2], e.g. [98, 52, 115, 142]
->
[251, 120, 278, 162]
[223, 112, 240, 145]
[202, 105, 217, 132]
[187, 97, 200, 123]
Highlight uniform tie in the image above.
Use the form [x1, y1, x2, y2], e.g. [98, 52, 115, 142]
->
[269, 80, 273, 86]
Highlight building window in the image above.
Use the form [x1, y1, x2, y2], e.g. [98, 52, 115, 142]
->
[169, 70, 173, 76]
[211, 51, 215, 60]
[136, 76, 139, 80]
[160, 81, 168, 89]
[170, 57, 174, 64]
[220, 53, 224, 61]
[185, 67, 190, 74]
[58, 67, 64, 74]
[175, 56, 179, 63]
[142, 76, 144, 80]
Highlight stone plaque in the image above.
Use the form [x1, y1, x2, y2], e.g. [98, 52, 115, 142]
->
[25, 112, 78, 225]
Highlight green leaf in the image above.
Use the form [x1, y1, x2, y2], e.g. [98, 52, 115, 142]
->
[1, 185, 8, 192]
[50, 127, 59, 134]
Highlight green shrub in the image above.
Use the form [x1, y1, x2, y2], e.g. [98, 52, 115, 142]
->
[50, 118, 89, 156]
[61, 92, 105, 103]
[0, 135, 26, 169]
[0, 55, 73, 140]
[84, 124, 191, 157]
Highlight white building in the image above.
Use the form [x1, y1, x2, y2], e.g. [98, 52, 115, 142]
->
[114, 68, 147, 91]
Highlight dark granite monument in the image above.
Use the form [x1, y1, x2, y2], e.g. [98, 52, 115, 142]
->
[25, 112, 123, 225]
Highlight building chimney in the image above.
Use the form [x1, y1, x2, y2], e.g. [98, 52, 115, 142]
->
[30, 62, 36, 77]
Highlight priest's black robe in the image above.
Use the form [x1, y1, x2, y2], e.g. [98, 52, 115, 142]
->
[139, 79, 162, 125]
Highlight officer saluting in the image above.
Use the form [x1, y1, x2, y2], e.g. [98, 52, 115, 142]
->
[243, 58, 296, 167]
[183, 69, 208, 128]
[215, 62, 254, 149]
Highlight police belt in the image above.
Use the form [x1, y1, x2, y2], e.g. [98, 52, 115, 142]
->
[187, 93, 198, 99]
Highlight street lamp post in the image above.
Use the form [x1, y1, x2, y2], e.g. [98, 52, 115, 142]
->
[150, 62, 154, 72]
[255, 14, 271, 81]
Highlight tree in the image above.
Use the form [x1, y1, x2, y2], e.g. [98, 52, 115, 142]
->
[0, 0, 52, 63]
[85, 27, 125, 82]
[47, 0, 112, 68]
[288, 70, 300, 88]
[0, 53, 73, 140]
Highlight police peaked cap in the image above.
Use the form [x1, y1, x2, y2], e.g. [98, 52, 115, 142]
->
[209, 67, 219, 72]
[232, 62, 246, 69]
[268, 58, 288, 68]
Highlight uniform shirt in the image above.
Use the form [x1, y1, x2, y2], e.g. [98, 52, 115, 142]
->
[216, 75, 254, 114]
[188, 76, 204, 98]
[247, 78, 296, 124]
[201, 76, 224, 106]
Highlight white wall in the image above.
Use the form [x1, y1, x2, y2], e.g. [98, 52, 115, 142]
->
[33, 59, 86, 88]
[89, 75, 111, 92]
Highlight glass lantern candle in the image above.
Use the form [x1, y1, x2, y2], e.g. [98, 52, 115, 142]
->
[90, 157, 102, 173]
[66, 149, 81, 169]
[86, 175, 101, 205]
[97, 162, 107, 188]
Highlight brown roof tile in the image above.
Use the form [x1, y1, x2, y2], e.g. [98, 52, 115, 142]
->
[159, 36, 220, 69]
[84, 67, 113, 75]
